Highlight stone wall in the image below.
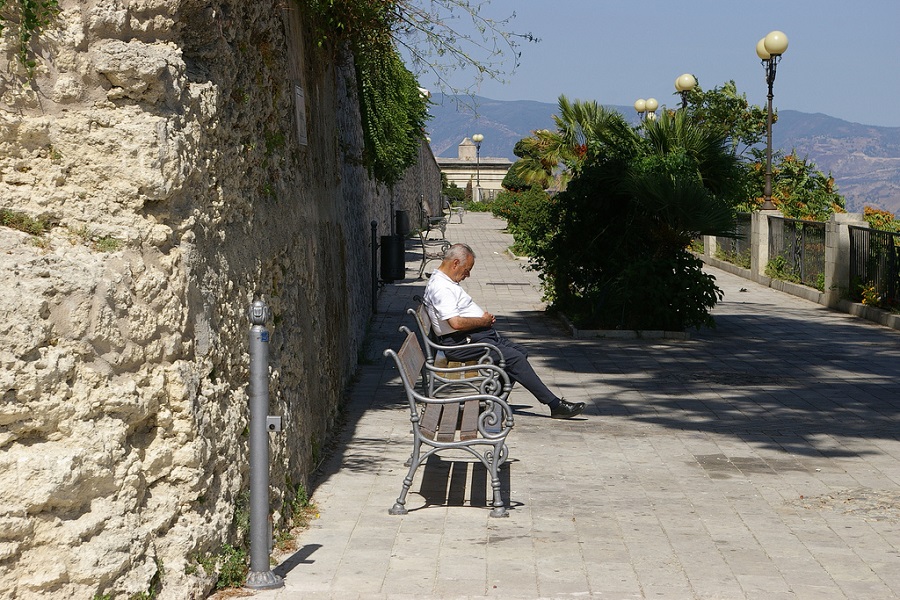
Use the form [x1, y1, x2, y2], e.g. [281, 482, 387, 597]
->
[0, 1, 438, 598]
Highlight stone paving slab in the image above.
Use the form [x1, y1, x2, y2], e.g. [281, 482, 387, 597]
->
[249, 211, 900, 600]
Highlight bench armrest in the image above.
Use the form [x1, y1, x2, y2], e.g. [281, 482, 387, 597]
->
[398, 324, 506, 369]
[423, 360, 511, 399]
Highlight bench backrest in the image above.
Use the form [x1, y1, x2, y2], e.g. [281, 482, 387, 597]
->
[395, 330, 426, 391]
[409, 299, 438, 363]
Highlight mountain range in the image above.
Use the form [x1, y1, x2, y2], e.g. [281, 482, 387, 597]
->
[426, 95, 900, 215]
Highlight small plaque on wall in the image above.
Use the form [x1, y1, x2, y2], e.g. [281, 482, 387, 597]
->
[294, 84, 308, 146]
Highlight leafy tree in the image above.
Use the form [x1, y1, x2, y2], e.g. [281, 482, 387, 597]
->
[500, 160, 533, 192]
[744, 149, 845, 219]
[441, 173, 465, 203]
[530, 110, 744, 330]
[863, 207, 900, 232]
[681, 80, 768, 156]
[680, 80, 846, 221]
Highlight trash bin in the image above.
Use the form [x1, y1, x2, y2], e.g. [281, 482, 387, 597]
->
[395, 210, 410, 238]
[380, 235, 405, 282]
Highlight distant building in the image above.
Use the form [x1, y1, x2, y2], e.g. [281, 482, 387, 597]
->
[436, 138, 513, 202]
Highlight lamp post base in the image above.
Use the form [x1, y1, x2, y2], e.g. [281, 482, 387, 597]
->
[245, 570, 284, 590]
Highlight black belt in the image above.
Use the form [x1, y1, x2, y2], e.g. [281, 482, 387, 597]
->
[439, 331, 470, 344]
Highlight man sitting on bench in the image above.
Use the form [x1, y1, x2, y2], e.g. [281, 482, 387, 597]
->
[423, 243, 585, 420]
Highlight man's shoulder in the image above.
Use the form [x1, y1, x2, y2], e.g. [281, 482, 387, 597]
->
[425, 271, 454, 292]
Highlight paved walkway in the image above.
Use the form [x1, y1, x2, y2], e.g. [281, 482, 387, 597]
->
[252, 212, 900, 600]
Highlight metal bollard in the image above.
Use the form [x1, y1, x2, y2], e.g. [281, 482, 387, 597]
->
[371, 220, 378, 314]
[244, 300, 284, 590]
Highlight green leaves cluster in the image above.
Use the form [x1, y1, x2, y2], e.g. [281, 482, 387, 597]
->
[684, 80, 845, 220]
[0, 0, 61, 73]
[508, 100, 745, 331]
[300, 0, 428, 186]
[863, 206, 900, 232]
[354, 35, 429, 186]
[299, 0, 395, 48]
[744, 149, 845, 219]
[681, 80, 768, 154]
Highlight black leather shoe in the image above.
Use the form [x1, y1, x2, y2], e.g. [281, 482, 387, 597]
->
[550, 399, 585, 419]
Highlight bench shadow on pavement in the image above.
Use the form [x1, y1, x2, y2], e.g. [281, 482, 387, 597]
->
[406, 455, 520, 513]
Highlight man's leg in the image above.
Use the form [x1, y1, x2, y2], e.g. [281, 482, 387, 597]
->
[446, 329, 559, 405]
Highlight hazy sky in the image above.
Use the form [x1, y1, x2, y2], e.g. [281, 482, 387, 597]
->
[416, 0, 900, 128]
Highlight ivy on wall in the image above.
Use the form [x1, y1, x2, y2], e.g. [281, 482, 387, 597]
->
[0, 0, 61, 73]
[298, 0, 428, 186]
[354, 37, 428, 187]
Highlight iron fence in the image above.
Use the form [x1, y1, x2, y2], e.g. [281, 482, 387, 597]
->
[849, 225, 900, 307]
[768, 216, 826, 290]
[715, 212, 752, 268]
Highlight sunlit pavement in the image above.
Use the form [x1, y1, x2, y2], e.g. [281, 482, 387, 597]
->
[250, 211, 900, 600]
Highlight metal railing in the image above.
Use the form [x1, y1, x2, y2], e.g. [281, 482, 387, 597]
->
[768, 216, 826, 290]
[849, 225, 900, 307]
[715, 212, 752, 268]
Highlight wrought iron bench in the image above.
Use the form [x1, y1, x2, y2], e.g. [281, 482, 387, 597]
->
[384, 330, 514, 517]
[449, 202, 466, 224]
[420, 196, 450, 240]
[406, 299, 507, 399]
[415, 231, 449, 279]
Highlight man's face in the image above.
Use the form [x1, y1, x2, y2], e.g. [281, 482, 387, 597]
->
[450, 255, 475, 282]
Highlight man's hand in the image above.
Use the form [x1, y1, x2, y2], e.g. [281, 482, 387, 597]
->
[447, 311, 494, 332]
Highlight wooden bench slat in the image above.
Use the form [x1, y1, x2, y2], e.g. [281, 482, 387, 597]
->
[398, 332, 425, 384]
[419, 404, 440, 440]
[436, 402, 460, 442]
[459, 400, 480, 441]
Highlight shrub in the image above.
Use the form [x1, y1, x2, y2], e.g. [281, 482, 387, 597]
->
[527, 110, 744, 330]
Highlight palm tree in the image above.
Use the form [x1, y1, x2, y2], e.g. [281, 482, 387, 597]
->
[512, 95, 639, 191]
[629, 109, 744, 248]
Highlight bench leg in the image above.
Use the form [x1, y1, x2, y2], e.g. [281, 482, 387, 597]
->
[389, 469, 414, 515]
[391, 442, 422, 515]
[487, 443, 509, 518]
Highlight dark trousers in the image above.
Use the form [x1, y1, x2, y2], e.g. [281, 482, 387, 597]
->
[441, 328, 559, 405]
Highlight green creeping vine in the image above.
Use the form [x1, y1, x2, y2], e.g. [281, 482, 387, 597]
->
[0, 0, 61, 74]
[354, 36, 428, 187]
[297, 0, 428, 186]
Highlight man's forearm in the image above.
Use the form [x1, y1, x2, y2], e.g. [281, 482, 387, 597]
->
[446, 313, 494, 331]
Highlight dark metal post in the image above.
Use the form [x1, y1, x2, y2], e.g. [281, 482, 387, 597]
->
[389, 186, 395, 236]
[371, 220, 378, 314]
[475, 142, 481, 186]
[245, 300, 283, 590]
[762, 55, 781, 210]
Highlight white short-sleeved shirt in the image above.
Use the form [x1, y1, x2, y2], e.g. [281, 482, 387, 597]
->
[423, 269, 485, 336]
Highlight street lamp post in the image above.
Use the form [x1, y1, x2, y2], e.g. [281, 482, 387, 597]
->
[644, 98, 658, 121]
[674, 73, 697, 110]
[634, 98, 657, 122]
[756, 30, 789, 210]
[634, 98, 646, 121]
[472, 133, 484, 202]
